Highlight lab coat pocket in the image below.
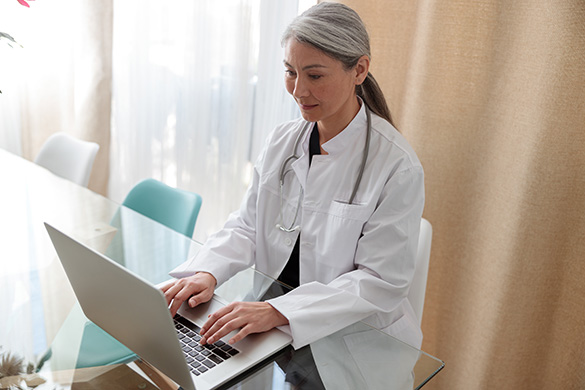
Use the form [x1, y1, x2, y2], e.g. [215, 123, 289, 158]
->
[328, 200, 372, 222]
[312, 201, 372, 280]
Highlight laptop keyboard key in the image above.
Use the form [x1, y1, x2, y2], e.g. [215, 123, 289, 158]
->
[208, 354, 223, 365]
[174, 316, 240, 375]
[214, 349, 230, 360]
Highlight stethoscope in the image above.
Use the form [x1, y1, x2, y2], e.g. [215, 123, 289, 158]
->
[276, 105, 372, 233]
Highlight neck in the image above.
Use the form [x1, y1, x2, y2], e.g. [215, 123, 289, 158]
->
[317, 96, 361, 144]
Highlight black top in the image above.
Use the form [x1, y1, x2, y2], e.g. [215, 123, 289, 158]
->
[277, 124, 321, 288]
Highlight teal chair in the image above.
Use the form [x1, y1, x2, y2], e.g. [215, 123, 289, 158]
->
[72, 179, 202, 369]
[122, 178, 202, 238]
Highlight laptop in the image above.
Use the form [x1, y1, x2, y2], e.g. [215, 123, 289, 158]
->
[45, 223, 292, 390]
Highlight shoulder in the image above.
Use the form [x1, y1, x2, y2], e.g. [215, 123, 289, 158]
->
[369, 113, 423, 174]
[259, 117, 307, 160]
[253, 116, 307, 169]
[266, 117, 306, 146]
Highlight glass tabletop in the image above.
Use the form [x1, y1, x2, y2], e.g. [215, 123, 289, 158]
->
[0, 149, 443, 389]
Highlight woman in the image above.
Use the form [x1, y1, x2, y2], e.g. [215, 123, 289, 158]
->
[163, 2, 424, 350]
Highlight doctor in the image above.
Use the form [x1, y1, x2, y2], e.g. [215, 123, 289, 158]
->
[162, 2, 425, 350]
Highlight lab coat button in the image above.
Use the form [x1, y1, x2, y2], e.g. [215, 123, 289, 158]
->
[285, 237, 292, 246]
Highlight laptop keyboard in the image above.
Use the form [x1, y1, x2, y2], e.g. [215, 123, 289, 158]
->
[174, 316, 240, 376]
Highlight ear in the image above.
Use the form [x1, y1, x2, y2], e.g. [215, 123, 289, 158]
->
[354, 55, 370, 85]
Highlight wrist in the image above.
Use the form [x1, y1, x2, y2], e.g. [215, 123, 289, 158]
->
[195, 271, 217, 287]
[267, 302, 289, 326]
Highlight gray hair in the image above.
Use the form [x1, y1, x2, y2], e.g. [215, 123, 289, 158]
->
[281, 2, 393, 126]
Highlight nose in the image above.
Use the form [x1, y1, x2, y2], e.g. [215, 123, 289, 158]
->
[292, 76, 309, 99]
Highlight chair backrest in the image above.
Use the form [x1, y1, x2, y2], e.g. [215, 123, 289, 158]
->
[34, 132, 99, 187]
[408, 218, 433, 326]
[122, 178, 202, 238]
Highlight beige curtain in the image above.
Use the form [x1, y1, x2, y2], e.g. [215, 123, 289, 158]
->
[19, 0, 112, 195]
[334, 0, 585, 389]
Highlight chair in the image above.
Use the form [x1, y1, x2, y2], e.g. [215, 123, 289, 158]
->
[408, 218, 433, 326]
[122, 178, 203, 238]
[34, 132, 99, 187]
[70, 180, 202, 369]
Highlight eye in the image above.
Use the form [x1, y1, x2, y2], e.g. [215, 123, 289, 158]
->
[309, 74, 322, 80]
[285, 69, 296, 77]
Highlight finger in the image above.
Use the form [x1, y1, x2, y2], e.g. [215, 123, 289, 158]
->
[196, 287, 214, 306]
[200, 305, 234, 336]
[203, 317, 242, 345]
[165, 282, 197, 307]
[186, 290, 209, 308]
[227, 324, 252, 345]
[162, 283, 183, 305]
[200, 310, 239, 344]
[169, 296, 183, 317]
[168, 284, 196, 316]
[159, 280, 176, 293]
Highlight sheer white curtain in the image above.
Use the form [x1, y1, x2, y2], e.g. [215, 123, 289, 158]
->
[1, 0, 113, 361]
[0, 0, 113, 193]
[0, 0, 77, 157]
[110, 0, 301, 242]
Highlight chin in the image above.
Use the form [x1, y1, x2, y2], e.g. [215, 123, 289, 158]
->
[298, 110, 320, 123]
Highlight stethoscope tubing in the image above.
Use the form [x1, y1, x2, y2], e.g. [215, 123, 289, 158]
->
[277, 105, 372, 232]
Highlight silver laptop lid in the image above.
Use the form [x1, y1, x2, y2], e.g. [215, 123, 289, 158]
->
[45, 223, 196, 390]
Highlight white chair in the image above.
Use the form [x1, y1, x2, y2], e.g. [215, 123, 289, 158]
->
[408, 218, 433, 326]
[34, 132, 99, 187]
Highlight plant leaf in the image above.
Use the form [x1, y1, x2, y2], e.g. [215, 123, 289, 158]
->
[0, 32, 22, 48]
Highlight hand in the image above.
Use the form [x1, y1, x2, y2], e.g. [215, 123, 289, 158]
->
[161, 272, 217, 317]
[200, 301, 289, 345]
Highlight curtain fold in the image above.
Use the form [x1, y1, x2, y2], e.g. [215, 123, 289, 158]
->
[336, 0, 585, 388]
[72, 1, 113, 194]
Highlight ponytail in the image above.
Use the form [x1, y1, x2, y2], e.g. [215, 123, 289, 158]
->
[358, 72, 393, 127]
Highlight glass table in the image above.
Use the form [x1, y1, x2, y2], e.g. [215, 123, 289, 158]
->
[0, 149, 443, 389]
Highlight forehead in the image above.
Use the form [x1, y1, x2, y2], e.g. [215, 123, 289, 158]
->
[283, 39, 341, 69]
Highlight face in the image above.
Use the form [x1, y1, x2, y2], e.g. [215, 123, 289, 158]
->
[283, 39, 369, 136]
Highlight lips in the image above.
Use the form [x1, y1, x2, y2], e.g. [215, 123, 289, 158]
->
[299, 103, 318, 110]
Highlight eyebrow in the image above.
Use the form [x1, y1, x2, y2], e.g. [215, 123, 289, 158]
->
[283, 61, 328, 71]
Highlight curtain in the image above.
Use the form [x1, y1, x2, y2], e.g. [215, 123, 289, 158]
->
[0, 0, 112, 194]
[335, 0, 585, 388]
[109, 0, 300, 243]
[0, 0, 112, 360]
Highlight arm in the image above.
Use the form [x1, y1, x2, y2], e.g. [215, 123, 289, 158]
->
[162, 144, 267, 310]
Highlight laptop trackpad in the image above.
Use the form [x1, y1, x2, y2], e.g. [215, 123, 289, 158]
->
[177, 296, 228, 327]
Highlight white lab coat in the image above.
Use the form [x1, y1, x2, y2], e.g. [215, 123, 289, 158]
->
[170, 103, 425, 350]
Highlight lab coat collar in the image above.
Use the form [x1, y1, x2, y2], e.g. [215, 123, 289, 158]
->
[321, 100, 367, 156]
[290, 121, 313, 189]
[290, 101, 367, 188]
